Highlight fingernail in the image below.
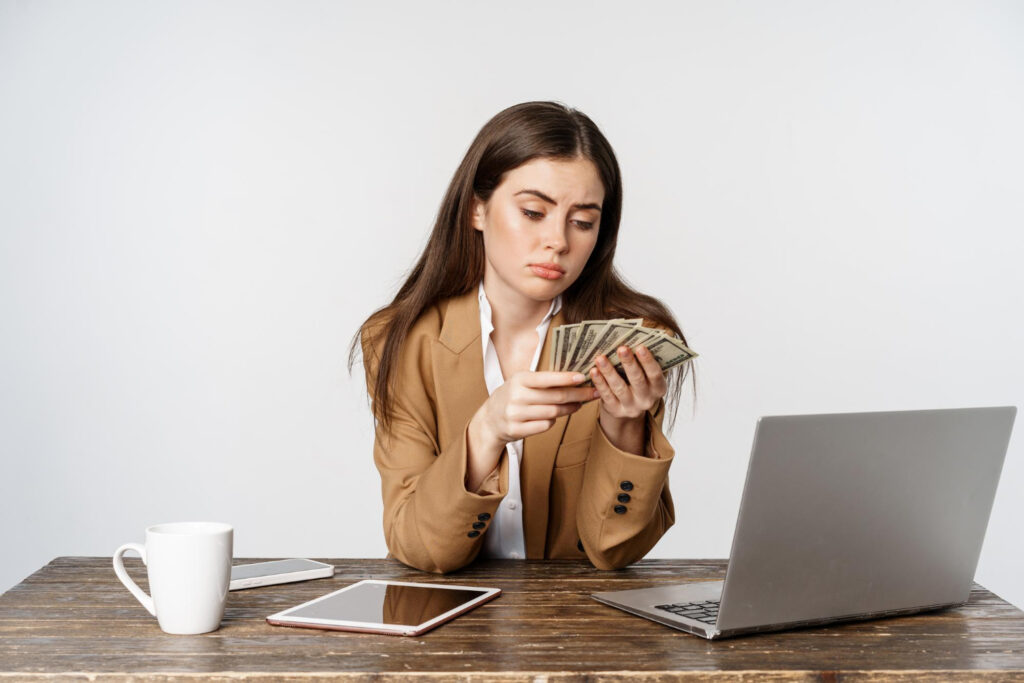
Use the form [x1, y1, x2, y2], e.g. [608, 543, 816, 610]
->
[592, 388, 601, 398]
[573, 373, 585, 383]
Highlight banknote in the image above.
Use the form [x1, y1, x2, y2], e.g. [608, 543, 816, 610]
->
[579, 325, 661, 376]
[550, 319, 698, 387]
[563, 320, 609, 374]
[553, 323, 580, 372]
[573, 318, 643, 373]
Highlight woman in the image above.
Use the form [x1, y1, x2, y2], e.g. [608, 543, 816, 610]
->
[349, 101, 694, 573]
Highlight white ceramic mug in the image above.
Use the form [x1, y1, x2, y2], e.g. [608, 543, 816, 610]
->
[113, 521, 233, 635]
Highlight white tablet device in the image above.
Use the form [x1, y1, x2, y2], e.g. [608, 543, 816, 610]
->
[265, 579, 501, 636]
[230, 559, 334, 590]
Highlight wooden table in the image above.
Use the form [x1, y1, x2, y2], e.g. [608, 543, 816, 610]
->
[2, 557, 1024, 680]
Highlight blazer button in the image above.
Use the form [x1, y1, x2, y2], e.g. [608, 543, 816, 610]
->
[577, 539, 584, 552]
[477, 513, 491, 521]
[472, 521, 486, 529]
[617, 493, 631, 503]
[468, 530, 481, 538]
[614, 505, 628, 514]
[619, 481, 634, 491]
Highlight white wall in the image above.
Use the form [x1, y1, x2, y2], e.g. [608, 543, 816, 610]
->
[2, 0, 1022, 608]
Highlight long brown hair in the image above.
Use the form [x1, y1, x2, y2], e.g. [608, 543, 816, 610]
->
[347, 100, 695, 436]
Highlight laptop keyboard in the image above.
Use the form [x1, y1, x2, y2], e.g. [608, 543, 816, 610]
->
[654, 600, 720, 624]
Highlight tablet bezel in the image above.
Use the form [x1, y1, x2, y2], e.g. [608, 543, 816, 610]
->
[265, 579, 501, 636]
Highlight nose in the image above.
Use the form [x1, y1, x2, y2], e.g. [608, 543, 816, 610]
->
[542, 215, 570, 253]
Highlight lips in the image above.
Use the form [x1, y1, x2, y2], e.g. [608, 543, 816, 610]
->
[529, 263, 565, 280]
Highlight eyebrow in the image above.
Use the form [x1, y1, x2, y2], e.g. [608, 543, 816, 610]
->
[514, 189, 602, 212]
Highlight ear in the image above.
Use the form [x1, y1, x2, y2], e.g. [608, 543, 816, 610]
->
[470, 195, 485, 233]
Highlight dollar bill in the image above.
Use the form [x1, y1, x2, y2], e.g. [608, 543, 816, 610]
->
[579, 326, 662, 376]
[641, 333, 698, 373]
[552, 323, 581, 371]
[550, 319, 698, 387]
[563, 320, 608, 373]
[572, 318, 642, 373]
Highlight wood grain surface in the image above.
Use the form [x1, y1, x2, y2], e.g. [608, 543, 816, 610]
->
[2, 557, 1023, 681]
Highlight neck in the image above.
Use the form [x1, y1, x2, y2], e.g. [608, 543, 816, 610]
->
[482, 274, 554, 336]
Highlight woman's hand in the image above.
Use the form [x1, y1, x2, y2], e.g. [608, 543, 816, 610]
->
[480, 371, 597, 447]
[587, 344, 667, 457]
[589, 345, 667, 420]
[467, 370, 596, 491]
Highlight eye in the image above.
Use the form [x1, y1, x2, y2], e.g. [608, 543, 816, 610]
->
[522, 209, 595, 231]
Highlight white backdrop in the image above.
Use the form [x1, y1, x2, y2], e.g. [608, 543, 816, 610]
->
[2, 0, 1022, 609]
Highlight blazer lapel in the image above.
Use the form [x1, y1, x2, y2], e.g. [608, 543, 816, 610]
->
[432, 289, 490, 452]
[521, 307, 569, 559]
[433, 288, 569, 560]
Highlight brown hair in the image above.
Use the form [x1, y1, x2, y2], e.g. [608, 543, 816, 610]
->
[347, 100, 695, 436]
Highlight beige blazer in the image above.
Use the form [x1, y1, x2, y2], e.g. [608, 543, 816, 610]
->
[361, 288, 676, 573]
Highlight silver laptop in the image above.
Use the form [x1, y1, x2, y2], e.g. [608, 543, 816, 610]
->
[592, 406, 1017, 639]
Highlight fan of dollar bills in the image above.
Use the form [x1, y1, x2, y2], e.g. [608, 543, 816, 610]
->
[552, 319, 698, 387]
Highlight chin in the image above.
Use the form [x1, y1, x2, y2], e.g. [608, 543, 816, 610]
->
[527, 276, 569, 296]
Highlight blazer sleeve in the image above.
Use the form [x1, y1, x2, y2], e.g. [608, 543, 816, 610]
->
[576, 323, 680, 570]
[361, 325, 509, 574]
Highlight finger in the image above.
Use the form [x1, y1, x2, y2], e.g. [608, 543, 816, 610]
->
[525, 385, 599, 405]
[521, 419, 559, 437]
[516, 403, 582, 422]
[520, 370, 588, 388]
[617, 346, 649, 390]
[635, 344, 669, 394]
[593, 354, 630, 403]
[589, 364, 620, 408]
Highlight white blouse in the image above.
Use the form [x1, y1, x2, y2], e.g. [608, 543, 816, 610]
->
[477, 279, 563, 559]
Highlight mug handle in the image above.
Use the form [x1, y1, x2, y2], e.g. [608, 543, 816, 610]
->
[113, 543, 156, 616]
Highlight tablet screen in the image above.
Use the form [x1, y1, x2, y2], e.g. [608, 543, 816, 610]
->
[280, 581, 491, 627]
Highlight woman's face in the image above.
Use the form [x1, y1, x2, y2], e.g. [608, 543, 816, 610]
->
[471, 155, 604, 305]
